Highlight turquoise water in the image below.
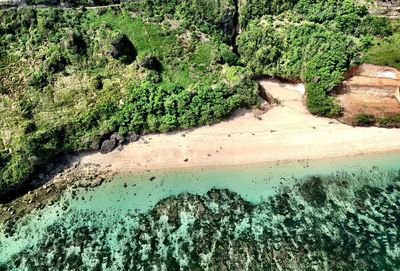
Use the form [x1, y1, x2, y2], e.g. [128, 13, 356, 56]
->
[1, 151, 400, 269]
[67, 151, 400, 212]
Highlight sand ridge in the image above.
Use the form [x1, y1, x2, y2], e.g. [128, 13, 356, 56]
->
[80, 79, 400, 172]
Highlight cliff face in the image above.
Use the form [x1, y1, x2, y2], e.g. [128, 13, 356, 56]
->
[369, 0, 400, 18]
[0, 0, 24, 7]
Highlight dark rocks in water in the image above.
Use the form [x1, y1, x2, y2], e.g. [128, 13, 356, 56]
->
[5, 171, 400, 270]
[149, 176, 156, 181]
[299, 176, 327, 207]
[100, 138, 117, 154]
[108, 33, 137, 64]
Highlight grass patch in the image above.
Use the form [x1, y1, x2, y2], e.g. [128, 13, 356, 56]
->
[89, 9, 221, 88]
[362, 33, 400, 69]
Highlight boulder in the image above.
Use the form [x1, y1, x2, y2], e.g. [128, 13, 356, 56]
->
[110, 132, 124, 141]
[100, 138, 117, 154]
[127, 132, 140, 143]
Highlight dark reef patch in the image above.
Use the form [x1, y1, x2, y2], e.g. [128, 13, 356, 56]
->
[299, 176, 327, 207]
[2, 171, 400, 270]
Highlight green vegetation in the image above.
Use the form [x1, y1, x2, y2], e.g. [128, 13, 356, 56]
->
[362, 19, 400, 69]
[0, 6, 257, 194]
[352, 113, 400, 128]
[352, 113, 377, 126]
[237, 0, 393, 116]
[362, 33, 400, 69]
[140, 0, 237, 43]
[0, 0, 399, 195]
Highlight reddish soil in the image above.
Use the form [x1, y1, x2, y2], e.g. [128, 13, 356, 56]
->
[345, 76, 400, 88]
[338, 93, 400, 119]
[336, 64, 400, 122]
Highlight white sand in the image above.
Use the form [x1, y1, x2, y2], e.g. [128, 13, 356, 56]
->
[80, 79, 400, 172]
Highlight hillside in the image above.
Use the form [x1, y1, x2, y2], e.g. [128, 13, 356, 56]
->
[1, 0, 400, 196]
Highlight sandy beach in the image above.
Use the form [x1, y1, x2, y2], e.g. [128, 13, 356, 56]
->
[80, 79, 400, 172]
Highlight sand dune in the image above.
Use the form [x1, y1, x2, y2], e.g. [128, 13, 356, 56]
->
[80, 79, 400, 172]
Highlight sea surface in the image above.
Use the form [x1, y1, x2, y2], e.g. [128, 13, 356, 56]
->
[1, 152, 400, 270]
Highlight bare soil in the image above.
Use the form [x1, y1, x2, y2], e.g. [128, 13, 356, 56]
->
[336, 64, 400, 121]
[338, 93, 400, 121]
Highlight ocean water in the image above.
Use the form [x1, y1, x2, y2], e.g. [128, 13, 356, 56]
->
[1, 152, 400, 270]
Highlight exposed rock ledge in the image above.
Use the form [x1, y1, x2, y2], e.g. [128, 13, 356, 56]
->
[0, 162, 114, 224]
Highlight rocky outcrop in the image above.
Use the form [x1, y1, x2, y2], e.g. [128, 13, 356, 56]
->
[100, 138, 117, 154]
[369, 0, 400, 18]
[100, 132, 140, 154]
[138, 55, 162, 72]
[0, 162, 112, 224]
[0, 0, 23, 7]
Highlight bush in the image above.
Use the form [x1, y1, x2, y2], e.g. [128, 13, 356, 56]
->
[45, 51, 68, 74]
[359, 16, 392, 37]
[352, 113, 376, 126]
[112, 79, 258, 133]
[377, 114, 400, 128]
[27, 71, 48, 89]
[138, 54, 162, 72]
[65, 31, 87, 54]
[108, 33, 137, 64]
[216, 44, 238, 66]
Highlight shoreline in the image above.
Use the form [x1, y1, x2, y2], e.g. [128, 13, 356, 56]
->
[81, 147, 400, 178]
[79, 79, 400, 174]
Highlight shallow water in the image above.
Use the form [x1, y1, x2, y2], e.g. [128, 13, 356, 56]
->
[1, 151, 400, 270]
[67, 151, 400, 212]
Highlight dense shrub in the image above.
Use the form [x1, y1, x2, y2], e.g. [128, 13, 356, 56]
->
[238, 20, 357, 116]
[141, 0, 236, 42]
[239, 0, 298, 28]
[27, 71, 49, 89]
[45, 50, 68, 74]
[113, 78, 259, 133]
[65, 31, 87, 54]
[108, 33, 137, 64]
[377, 114, 400, 128]
[138, 54, 162, 72]
[352, 113, 376, 126]
[237, 0, 385, 116]
[237, 20, 283, 76]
